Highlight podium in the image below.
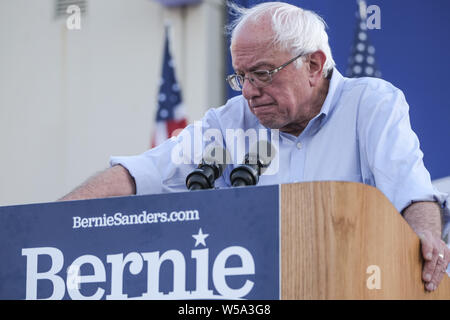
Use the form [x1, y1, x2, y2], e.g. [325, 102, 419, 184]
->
[281, 182, 450, 299]
[0, 182, 449, 300]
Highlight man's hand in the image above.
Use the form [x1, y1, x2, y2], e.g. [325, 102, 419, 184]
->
[402, 201, 449, 292]
[418, 230, 450, 291]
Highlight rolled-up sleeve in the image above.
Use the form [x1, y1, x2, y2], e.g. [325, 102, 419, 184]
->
[110, 137, 182, 195]
[109, 107, 226, 195]
[357, 83, 445, 213]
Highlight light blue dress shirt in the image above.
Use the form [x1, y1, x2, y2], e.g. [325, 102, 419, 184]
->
[111, 69, 446, 216]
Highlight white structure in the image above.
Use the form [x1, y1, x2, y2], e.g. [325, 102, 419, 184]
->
[433, 176, 450, 195]
[0, 0, 226, 206]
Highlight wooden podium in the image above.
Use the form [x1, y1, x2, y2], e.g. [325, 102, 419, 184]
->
[0, 181, 449, 299]
[281, 182, 450, 299]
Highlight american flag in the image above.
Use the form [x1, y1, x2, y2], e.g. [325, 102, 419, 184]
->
[151, 28, 187, 148]
[346, 0, 382, 78]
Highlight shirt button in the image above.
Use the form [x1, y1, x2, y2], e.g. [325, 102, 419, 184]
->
[296, 142, 302, 149]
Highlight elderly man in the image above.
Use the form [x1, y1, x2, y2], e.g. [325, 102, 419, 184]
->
[61, 2, 449, 291]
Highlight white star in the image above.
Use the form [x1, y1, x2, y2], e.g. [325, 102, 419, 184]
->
[360, 22, 367, 31]
[192, 228, 209, 247]
[356, 42, 365, 52]
[159, 109, 168, 118]
[358, 32, 367, 41]
[353, 65, 362, 74]
[355, 54, 364, 63]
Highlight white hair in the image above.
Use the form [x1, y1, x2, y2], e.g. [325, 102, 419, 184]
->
[227, 2, 336, 77]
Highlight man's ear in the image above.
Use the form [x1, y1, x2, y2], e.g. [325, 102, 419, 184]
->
[307, 50, 327, 86]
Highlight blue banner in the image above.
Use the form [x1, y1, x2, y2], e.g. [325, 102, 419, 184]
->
[0, 186, 280, 300]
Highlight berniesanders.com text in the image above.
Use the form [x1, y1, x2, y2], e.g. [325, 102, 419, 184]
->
[72, 209, 200, 229]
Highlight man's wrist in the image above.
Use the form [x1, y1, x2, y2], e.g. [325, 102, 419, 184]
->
[402, 201, 442, 239]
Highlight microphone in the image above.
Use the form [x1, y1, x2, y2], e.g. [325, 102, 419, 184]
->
[186, 144, 229, 190]
[230, 140, 276, 187]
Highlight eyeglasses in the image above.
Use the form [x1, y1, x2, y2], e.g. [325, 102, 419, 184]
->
[226, 52, 305, 91]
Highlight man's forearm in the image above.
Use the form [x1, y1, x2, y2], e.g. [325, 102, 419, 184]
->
[403, 201, 449, 292]
[58, 165, 136, 201]
[402, 201, 442, 239]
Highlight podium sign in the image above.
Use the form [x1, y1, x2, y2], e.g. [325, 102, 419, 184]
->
[0, 186, 280, 300]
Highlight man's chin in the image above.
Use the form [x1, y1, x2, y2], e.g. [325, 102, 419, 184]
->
[251, 110, 283, 129]
[256, 118, 282, 129]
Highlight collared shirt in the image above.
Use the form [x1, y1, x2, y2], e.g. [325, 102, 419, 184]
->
[110, 68, 444, 214]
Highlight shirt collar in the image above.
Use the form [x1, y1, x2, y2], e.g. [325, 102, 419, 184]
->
[318, 68, 345, 118]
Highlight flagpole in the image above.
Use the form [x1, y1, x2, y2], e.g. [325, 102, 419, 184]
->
[357, 0, 367, 20]
[164, 19, 172, 38]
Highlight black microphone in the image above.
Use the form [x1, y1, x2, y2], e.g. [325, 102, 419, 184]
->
[230, 140, 276, 187]
[186, 144, 229, 190]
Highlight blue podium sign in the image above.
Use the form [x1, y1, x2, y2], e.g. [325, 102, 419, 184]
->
[0, 185, 280, 300]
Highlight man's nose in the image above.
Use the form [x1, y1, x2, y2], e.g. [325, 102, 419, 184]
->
[242, 77, 262, 101]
